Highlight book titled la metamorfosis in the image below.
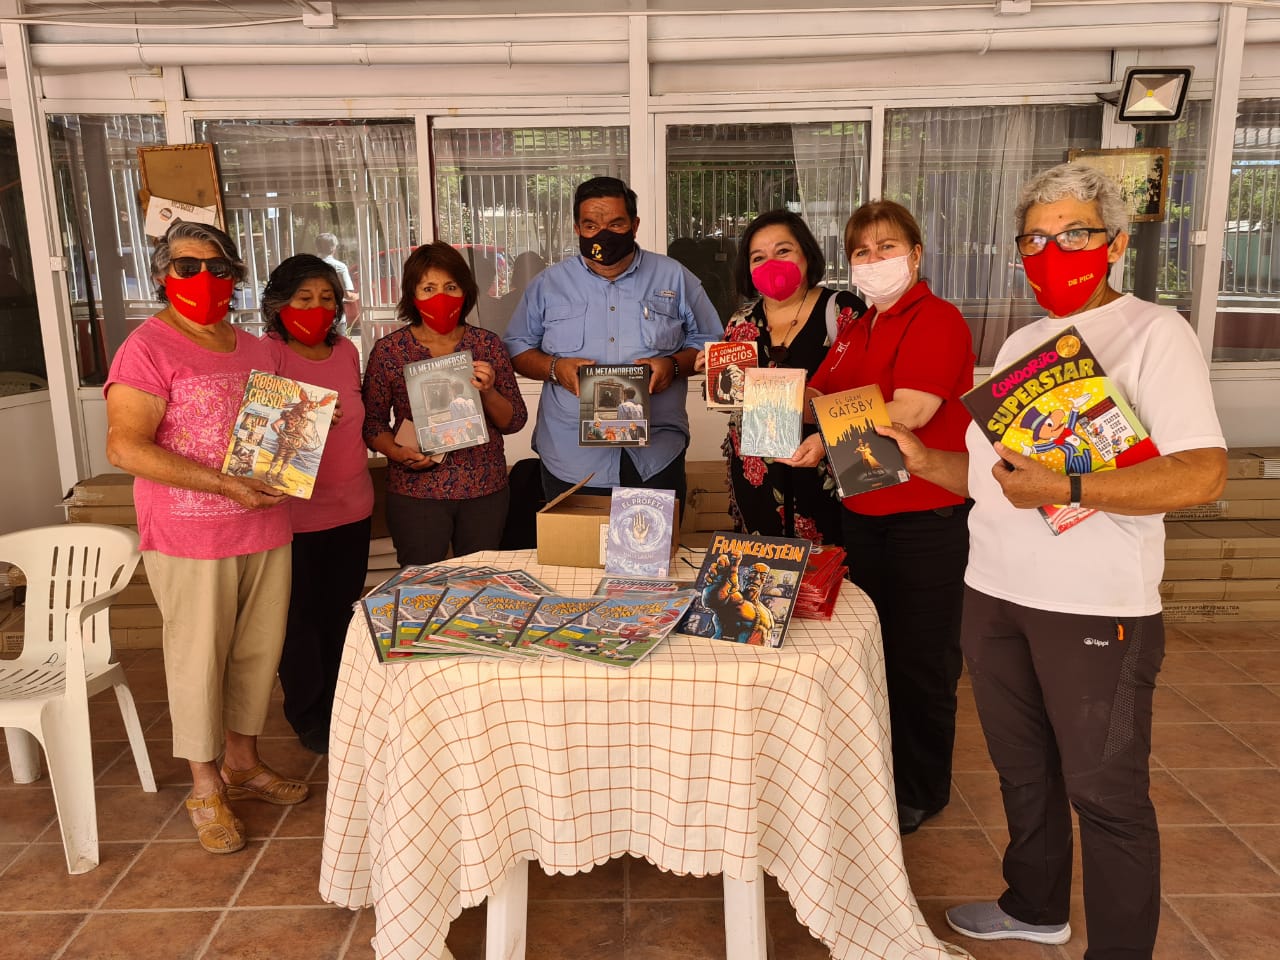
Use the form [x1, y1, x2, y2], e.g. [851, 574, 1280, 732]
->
[578, 364, 650, 447]
[403, 349, 489, 456]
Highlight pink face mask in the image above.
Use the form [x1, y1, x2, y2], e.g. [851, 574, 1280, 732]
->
[415, 292, 464, 334]
[751, 259, 804, 301]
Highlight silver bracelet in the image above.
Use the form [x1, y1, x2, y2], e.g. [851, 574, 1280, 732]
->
[548, 355, 560, 386]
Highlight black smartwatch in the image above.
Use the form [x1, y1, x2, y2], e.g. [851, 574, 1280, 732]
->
[1068, 473, 1082, 509]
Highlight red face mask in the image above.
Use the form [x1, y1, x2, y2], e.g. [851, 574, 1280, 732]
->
[1020, 242, 1110, 318]
[279, 305, 335, 346]
[164, 271, 235, 326]
[415, 292, 464, 334]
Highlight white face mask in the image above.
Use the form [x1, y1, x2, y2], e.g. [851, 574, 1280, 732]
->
[849, 254, 915, 306]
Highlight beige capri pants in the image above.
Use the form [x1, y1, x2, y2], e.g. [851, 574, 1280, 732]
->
[143, 545, 291, 761]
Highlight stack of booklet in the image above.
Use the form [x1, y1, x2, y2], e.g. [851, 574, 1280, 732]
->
[362, 563, 696, 670]
[793, 545, 848, 620]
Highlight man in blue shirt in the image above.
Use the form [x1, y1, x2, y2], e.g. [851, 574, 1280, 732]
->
[504, 177, 721, 508]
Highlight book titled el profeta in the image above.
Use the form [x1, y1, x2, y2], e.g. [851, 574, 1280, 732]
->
[811, 384, 910, 498]
[604, 487, 678, 578]
[679, 531, 811, 649]
[578, 364, 650, 446]
[705, 341, 758, 411]
[222, 370, 338, 499]
[739, 367, 805, 459]
[962, 325, 1159, 535]
[403, 350, 489, 456]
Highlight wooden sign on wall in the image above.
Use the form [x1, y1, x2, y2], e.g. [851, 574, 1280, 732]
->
[137, 143, 225, 237]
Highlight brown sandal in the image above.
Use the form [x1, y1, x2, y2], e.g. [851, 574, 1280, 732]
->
[221, 761, 309, 806]
[185, 790, 246, 854]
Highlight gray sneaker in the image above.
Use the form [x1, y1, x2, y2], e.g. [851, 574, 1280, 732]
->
[945, 901, 1071, 945]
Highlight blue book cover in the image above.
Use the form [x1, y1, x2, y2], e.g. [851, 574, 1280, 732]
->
[604, 487, 677, 578]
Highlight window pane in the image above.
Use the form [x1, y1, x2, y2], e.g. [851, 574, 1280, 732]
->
[196, 118, 418, 352]
[666, 121, 870, 324]
[1215, 98, 1280, 361]
[432, 125, 629, 337]
[883, 104, 1102, 366]
[47, 114, 166, 385]
[0, 121, 43, 396]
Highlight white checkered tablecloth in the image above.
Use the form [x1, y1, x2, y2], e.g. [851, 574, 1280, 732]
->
[320, 549, 965, 960]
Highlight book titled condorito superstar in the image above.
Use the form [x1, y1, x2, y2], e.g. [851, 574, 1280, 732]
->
[221, 370, 338, 499]
[961, 326, 1159, 535]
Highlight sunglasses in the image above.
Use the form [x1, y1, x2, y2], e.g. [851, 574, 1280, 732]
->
[170, 256, 236, 280]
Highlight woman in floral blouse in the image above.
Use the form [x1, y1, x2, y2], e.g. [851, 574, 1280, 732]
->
[714, 210, 865, 544]
[362, 242, 528, 564]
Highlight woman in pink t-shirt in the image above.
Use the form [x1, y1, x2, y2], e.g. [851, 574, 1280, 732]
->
[105, 221, 309, 856]
[260, 255, 374, 755]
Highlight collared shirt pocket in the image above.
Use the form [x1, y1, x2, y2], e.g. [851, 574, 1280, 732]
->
[640, 297, 685, 354]
[541, 300, 588, 355]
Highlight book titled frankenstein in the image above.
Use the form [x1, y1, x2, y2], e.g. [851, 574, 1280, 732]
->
[578, 364, 650, 447]
[705, 341, 759, 411]
[221, 370, 338, 499]
[811, 384, 910, 498]
[962, 325, 1159, 536]
[678, 531, 811, 649]
[404, 349, 489, 457]
[739, 367, 805, 459]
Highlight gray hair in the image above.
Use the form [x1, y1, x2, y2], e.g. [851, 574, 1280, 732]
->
[315, 232, 338, 255]
[1015, 162, 1129, 239]
[150, 220, 247, 301]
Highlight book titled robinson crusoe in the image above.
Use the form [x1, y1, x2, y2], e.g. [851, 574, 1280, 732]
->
[678, 531, 811, 649]
[578, 364, 650, 447]
[739, 367, 805, 459]
[222, 370, 338, 499]
[528, 591, 697, 669]
[962, 325, 1159, 536]
[705, 341, 758, 411]
[604, 487, 678, 578]
[404, 349, 489, 456]
[811, 384, 910, 498]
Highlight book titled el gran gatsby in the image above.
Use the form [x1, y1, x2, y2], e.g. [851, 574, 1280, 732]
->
[962, 325, 1159, 536]
[705, 341, 758, 411]
[811, 384, 910, 498]
[578, 364, 650, 447]
[222, 370, 338, 499]
[403, 349, 489, 457]
[678, 531, 811, 649]
[739, 367, 805, 459]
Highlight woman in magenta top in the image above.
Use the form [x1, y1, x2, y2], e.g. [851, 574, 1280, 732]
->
[786, 200, 975, 835]
[105, 221, 308, 857]
[261, 254, 374, 754]
[362, 242, 527, 564]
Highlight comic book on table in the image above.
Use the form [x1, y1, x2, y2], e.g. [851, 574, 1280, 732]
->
[593, 576, 694, 597]
[513, 595, 605, 650]
[409, 585, 485, 651]
[810, 384, 910, 498]
[678, 531, 811, 648]
[441, 567, 553, 596]
[578, 364, 650, 447]
[391, 584, 450, 655]
[362, 592, 400, 663]
[604, 487, 678, 578]
[221, 370, 338, 499]
[527, 591, 697, 669]
[403, 349, 489, 456]
[961, 325, 1159, 536]
[705, 341, 759, 411]
[433, 586, 544, 657]
[739, 367, 805, 459]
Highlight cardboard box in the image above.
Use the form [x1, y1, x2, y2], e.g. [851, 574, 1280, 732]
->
[109, 605, 165, 629]
[1163, 599, 1280, 622]
[1164, 557, 1280, 580]
[63, 472, 135, 507]
[1166, 500, 1280, 522]
[1164, 520, 1280, 560]
[536, 478, 680, 569]
[1226, 447, 1280, 479]
[1159, 578, 1280, 601]
[66, 505, 139, 525]
[109, 625, 163, 650]
[1, 607, 24, 656]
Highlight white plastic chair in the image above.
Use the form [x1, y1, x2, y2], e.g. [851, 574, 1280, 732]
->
[0, 523, 157, 873]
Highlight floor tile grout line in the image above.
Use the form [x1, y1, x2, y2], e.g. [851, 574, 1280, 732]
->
[192, 827, 275, 960]
[1160, 895, 1229, 960]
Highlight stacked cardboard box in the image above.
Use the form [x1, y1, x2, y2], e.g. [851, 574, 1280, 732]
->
[1161, 447, 1280, 622]
[684, 460, 731, 550]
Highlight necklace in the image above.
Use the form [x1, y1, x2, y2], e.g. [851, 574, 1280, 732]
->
[763, 289, 810, 367]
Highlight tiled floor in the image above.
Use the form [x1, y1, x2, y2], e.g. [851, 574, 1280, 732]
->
[0, 620, 1278, 959]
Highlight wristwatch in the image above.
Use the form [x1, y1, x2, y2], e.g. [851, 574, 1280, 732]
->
[1068, 473, 1082, 509]
[668, 354, 681, 378]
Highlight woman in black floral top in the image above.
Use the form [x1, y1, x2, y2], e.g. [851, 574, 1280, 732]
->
[714, 211, 865, 545]
[362, 242, 527, 564]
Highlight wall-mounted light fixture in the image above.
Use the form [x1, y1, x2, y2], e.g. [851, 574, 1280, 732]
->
[1115, 66, 1193, 123]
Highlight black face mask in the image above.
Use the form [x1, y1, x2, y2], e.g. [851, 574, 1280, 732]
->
[578, 228, 636, 266]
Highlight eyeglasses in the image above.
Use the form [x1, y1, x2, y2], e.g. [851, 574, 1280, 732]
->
[1015, 228, 1110, 257]
[170, 256, 236, 279]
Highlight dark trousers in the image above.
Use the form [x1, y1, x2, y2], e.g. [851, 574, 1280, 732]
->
[961, 587, 1164, 960]
[541, 451, 687, 521]
[386, 487, 511, 566]
[280, 516, 371, 738]
[842, 503, 970, 812]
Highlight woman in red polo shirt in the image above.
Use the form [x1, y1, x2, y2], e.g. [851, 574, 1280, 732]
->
[784, 200, 975, 835]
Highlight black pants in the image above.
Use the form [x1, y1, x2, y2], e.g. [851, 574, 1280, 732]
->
[386, 487, 511, 566]
[962, 587, 1164, 960]
[842, 503, 970, 812]
[541, 451, 687, 521]
[280, 516, 371, 739]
